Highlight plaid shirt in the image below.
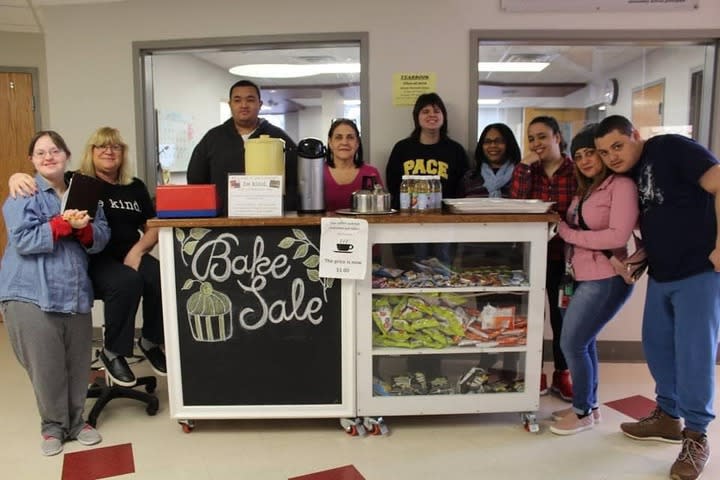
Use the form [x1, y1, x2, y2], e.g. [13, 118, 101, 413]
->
[510, 155, 577, 260]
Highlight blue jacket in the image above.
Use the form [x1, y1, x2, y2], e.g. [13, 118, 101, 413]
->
[0, 174, 111, 314]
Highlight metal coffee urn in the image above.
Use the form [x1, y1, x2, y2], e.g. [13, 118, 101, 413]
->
[297, 137, 327, 213]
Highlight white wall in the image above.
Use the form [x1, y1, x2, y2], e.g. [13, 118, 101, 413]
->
[22, 0, 720, 343]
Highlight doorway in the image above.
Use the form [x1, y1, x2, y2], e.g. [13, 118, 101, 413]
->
[0, 71, 39, 260]
[632, 81, 665, 137]
[0, 69, 39, 321]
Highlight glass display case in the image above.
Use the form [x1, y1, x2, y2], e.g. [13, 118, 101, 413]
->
[356, 219, 550, 417]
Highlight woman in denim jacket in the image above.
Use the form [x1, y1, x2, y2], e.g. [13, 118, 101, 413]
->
[0, 131, 110, 456]
[549, 124, 638, 435]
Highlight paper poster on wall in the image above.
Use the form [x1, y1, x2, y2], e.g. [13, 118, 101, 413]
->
[392, 73, 437, 106]
[501, 0, 698, 12]
[157, 110, 197, 172]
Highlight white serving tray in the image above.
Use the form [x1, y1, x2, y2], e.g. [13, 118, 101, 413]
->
[443, 198, 555, 214]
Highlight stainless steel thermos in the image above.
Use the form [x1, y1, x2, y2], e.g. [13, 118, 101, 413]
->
[297, 137, 327, 213]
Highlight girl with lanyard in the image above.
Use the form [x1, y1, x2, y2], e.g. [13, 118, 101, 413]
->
[510, 115, 577, 400]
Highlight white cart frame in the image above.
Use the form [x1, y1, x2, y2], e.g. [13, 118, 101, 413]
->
[356, 220, 549, 416]
[155, 222, 356, 421]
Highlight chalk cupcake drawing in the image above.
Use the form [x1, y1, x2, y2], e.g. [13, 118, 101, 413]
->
[174, 227, 333, 343]
[183, 280, 233, 342]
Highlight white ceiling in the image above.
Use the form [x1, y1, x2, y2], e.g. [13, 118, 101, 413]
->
[0, 0, 123, 33]
[0, 2, 658, 110]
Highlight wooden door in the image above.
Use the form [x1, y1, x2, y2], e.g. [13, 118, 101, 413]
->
[0, 72, 37, 285]
[632, 81, 665, 138]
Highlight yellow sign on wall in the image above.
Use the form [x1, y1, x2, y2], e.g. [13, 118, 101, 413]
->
[392, 73, 437, 106]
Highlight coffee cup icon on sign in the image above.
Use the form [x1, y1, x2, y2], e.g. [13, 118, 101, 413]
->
[335, 242, 354, 253]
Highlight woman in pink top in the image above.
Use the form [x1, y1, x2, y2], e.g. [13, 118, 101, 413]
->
[550, 124, 639, 436]
[324, 118, 382, 211]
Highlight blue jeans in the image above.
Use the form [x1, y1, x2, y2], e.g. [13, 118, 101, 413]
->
[561, 276, 633, 414]
[643, 271, 720, 433]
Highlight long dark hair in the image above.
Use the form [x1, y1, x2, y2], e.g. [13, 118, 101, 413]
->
[411, 92, 448, 140]
[529, 115, 568, 154]
[326, 118, 364, 168]
[474, 123, 521, 174]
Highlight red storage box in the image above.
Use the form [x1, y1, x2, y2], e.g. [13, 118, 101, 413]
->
[156, 184, 218, 218]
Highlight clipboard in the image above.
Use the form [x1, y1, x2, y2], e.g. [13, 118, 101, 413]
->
[61, 173, 104, 218]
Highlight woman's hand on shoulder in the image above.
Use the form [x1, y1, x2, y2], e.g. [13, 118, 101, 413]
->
[9, 173, 37, 198]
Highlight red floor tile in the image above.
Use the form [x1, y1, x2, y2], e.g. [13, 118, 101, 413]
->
[605, 394, 656, 420]
[61, 443, 135, 480]
[289, 464, 365, 480]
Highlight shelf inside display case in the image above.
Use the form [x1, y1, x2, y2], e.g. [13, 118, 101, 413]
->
[371, 346, 527, 356]
[371, 352, 527, 397]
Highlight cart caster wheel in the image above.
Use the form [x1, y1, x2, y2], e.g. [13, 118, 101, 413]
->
[339, 418, 366, 437]
[522, 413, 540, 433]
[363, 416, 390, 436]
[179, 420, 195, 433]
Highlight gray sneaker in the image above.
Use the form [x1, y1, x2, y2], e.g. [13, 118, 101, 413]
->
[75, 424, 102, 446]
[670, 429, 710, 480]
[41, 436, 63, 456]
[620, 406, 683, 443]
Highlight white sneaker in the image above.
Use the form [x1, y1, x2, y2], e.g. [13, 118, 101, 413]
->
[75, 424, 102, 446]
[550, 412, 594, 435]
[41, 435, 63, 456]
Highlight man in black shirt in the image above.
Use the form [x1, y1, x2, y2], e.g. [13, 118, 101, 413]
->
[187, 79, 298, 215]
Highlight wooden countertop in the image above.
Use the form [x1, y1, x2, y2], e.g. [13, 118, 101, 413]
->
[147, 211, 560, 228]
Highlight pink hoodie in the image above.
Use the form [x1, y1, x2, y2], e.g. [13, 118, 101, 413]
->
[557, 174, 639, 281]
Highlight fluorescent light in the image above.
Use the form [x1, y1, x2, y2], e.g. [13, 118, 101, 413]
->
[478, 62, 549, 72]
[230, 63, 360, 78]
[343, 99, 361, 106]
[477, 99, 502, 105]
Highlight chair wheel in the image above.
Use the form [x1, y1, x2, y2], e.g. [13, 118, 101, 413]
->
[146, 398, 159, 416]
[145, 384, 156, 394]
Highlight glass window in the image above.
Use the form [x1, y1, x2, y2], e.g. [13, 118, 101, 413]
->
[471, 37, 717, 155]
[134, 35, 367, 187]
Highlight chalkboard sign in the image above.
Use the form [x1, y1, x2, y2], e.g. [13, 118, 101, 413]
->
[172, 226, 342, 405]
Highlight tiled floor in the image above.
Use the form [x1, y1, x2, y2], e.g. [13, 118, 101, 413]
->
[1, 325, 718, 480]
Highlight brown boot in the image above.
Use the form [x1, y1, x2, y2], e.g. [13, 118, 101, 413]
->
[620, 406, 683, 443]
[670, 429, 710, 480]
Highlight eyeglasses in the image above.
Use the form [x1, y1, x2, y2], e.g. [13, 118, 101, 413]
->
[32, 149, 64, 158]
[93, 144, 123, 152]
[482, 137, 506, 146]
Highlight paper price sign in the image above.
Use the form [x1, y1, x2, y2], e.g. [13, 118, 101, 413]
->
[319, 217, 369, 280]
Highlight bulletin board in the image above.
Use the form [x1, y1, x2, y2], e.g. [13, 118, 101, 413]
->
[157, 110, 197, 172]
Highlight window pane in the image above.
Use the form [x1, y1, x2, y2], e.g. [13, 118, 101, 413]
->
[476, 41, 716, 152]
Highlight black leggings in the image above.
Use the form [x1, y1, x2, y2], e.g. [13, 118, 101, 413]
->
[545, 259, 568, 371]
[89, 254, 164, 356]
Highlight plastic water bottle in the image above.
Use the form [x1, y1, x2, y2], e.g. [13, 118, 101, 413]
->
[399, 175, 411, 213]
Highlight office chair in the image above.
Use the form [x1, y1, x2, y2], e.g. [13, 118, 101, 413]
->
[86, 302, 160, 427]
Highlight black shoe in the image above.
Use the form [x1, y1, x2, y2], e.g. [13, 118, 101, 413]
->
[97, 350, 137, 387]
[137, 339, 167, 376]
